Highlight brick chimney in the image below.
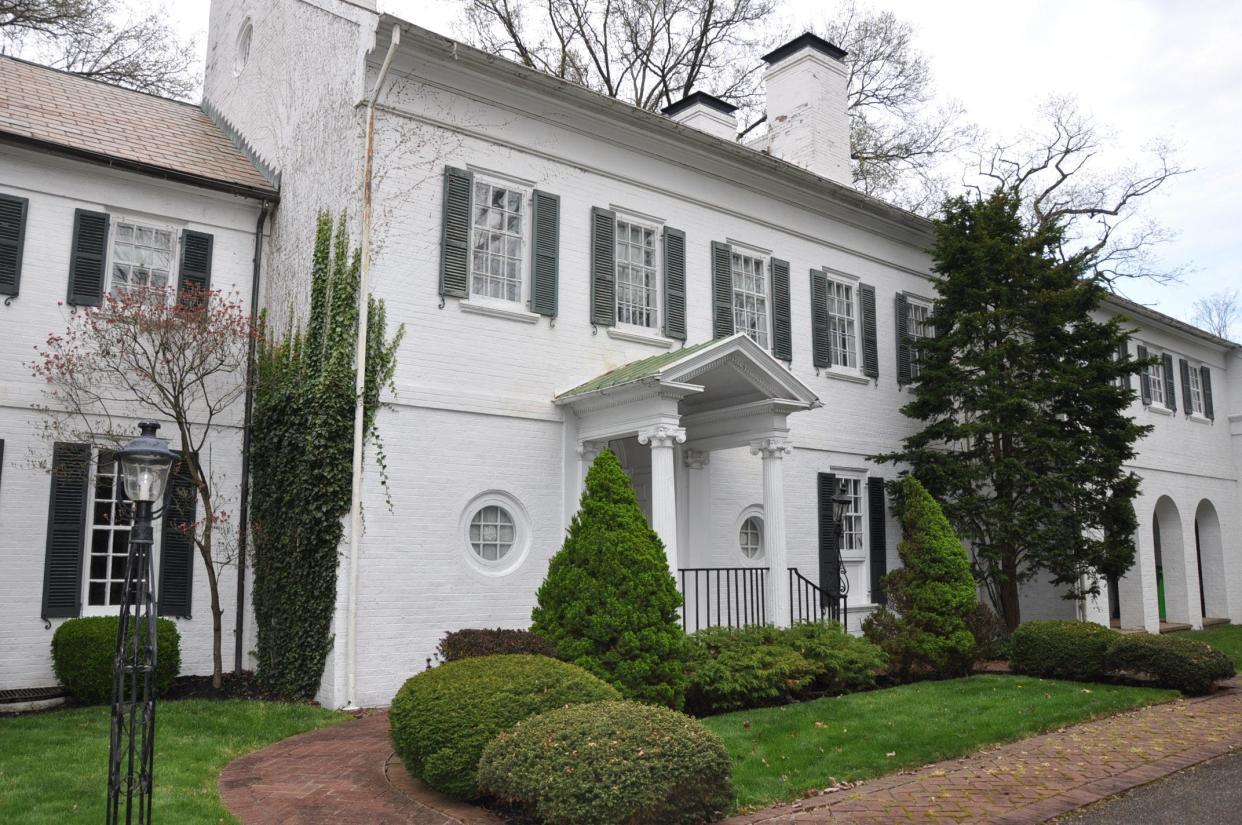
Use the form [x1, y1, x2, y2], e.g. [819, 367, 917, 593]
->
[761, 33, 850, 185]
[662, 91, 738, 141]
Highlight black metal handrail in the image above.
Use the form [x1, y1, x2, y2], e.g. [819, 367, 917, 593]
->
[678, 567, 768, 632]
[789, 566, 847, 625]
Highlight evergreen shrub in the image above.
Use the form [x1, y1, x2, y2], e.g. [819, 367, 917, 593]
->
[51, 616, 181, 705]
[531, 449, 687, 708]
[388, 654, 619, 799]
[1105, 634, 1235, 695]
[683, 622, 886, 716]
[1008, 620, 1115, 681]
[436, 628, 555, 662]
[478, 700, 734, 825]
[861, 477, 977, 678]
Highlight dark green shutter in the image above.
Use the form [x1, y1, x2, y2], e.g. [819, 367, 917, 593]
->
[1202, 366, 1214, 420]
[860, 282, 878, 378]
[67, 209, 108, 307]
[158, 455, 197, 618]
[1118, 340, 1131, 391]
[662, 227, 686, 340]
[440, 166, 473, 299]
[1179, 358, 1192, 415]
[771, 257, 791, 360]
[817, 473, 841, 606]
[178, 229, 213, 307]
[1162, 352, 1176, 412]
[0, 194, 28, 298]
[590, 207, 616, 326]
[710, 241, 733, 339]
[867, 477, 887, 605]
[1136, 344, 1151, 404]
[42, 442, 91, 619]
[895, 293, 911, 385]
[810, 269, 831, 369]
[529, 190, 559, 317]
[0, 439, 5, 501]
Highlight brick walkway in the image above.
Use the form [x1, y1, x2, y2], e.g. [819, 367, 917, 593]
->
[220, 685, 1242, 825]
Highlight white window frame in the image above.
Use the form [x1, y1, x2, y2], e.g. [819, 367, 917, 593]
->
[80, 449, 160, 616]
[106, 215, 179, 300]
[1146, 349, 1168, 409]
[835, 474, 866, 557]
[614, 213, 661, 331]
[1187, 362, 1205, 416]
[825, 271, 861, 372]
[467, 173, 532, 308]
[458, 490, 531, 576]
[906, 296, 934, 380]
[735, 505, 765, 561]
[730, 245, 770, 350]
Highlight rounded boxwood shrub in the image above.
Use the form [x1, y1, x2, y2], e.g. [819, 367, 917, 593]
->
[532, 450, 687, 708]
[1105, 633, 1236, 695]
[389, 654, 620, 799]
[781, 620, 888, 694]
[478, 700, 734, 825]
[684, 625, 814, 716]
[1008, 620, 1116, 681]
[51, 616, 181, 705]
[436, 628, 555, 662]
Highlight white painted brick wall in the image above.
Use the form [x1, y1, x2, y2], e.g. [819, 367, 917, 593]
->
[0, 147, 263, 690]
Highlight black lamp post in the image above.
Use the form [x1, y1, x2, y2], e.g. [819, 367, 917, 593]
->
[828, 482, 853, 618]
[108, 421, 175, 825]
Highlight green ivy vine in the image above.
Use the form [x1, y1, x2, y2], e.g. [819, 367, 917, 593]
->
[250, 212, 403, 700]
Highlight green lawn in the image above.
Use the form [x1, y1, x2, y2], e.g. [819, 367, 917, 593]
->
[0, 699, 345, 825]
[1182, 624, 1242, 668]
[702, 674, 1178, 811]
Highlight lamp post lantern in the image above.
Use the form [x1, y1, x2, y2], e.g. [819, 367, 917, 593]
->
[108, 421, 176, 825]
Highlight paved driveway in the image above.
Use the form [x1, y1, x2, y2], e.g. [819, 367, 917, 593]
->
[1053, 751, 1242, 825]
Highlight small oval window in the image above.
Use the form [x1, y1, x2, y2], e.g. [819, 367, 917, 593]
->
[739, 516, 764, 560]
[234, 19, 253, 76]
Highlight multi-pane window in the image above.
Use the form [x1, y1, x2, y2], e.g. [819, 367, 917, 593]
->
[470, 180, 525, 302]
[838, 477, 864, 552]
[827, 278, 858, 369]
[907, 299, 933, 379]
[1188, 365, 1204, 415]
[1147, 356, 1166, 406]
[111, 221, 174, 297]
[469, 504, 515, 562]
[739, 516, 764, 560]
[615, 219, 658, 328]
[732, 251, 769, 348]
[86, 452, 134, 607]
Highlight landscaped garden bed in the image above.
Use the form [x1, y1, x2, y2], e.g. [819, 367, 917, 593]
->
[0, 699, 345, 825]
[702, 674, 1179, 812]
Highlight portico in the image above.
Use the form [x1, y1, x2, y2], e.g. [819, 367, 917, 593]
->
[555, 334, 821, 627]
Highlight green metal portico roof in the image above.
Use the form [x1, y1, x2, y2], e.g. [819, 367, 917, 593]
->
[555, 338, 722, 400]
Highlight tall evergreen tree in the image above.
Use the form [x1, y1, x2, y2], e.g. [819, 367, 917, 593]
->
[876, 188, 1150, 630]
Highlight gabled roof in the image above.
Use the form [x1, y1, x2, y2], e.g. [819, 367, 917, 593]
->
[0, 56, 277, 200]
[555, 333, 820, 409]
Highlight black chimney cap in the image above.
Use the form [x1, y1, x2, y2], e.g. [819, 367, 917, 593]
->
[761, 32, 847, 65]
[661, 90, 738, 118]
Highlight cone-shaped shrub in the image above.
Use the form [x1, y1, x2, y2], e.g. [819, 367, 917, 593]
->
[531, 449, 687, 708]
[862, 476, 977, 678]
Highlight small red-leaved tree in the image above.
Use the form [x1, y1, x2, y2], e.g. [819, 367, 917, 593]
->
[32, 286, 259, 689]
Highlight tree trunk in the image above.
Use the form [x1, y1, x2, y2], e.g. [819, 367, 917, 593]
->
[999, 552, 1022, 632]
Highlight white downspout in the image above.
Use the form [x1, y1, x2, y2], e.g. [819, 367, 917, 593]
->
[345, 23, 401, 711]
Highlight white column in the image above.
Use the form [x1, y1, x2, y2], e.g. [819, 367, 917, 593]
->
[751, 437, 792, 627]
[683, 449, 712, 569]
[575, 440, 608, 505]
[638, 424, 686, 574]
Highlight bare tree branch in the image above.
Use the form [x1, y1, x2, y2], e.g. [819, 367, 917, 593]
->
[1192, 289, 1240, 340]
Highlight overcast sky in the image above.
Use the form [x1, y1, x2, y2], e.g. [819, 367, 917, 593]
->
[173, 0, 1241, 328]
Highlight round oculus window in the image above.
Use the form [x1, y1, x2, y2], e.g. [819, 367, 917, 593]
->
[469, 504, 515, 562]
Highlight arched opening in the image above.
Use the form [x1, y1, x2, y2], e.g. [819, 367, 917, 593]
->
[1153, 496, 1191, 626]
[1195, 500, 1228, 620]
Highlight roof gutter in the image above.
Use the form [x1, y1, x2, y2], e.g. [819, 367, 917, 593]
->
[344, 21, 401, 711]
[0, 133, 280, 202]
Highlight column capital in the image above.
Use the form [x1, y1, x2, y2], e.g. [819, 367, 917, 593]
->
[638, 424, 687, 449]
[683, 448, 711, 470]
[577, 439, 609, 460]
[750, 437, 792, 460]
